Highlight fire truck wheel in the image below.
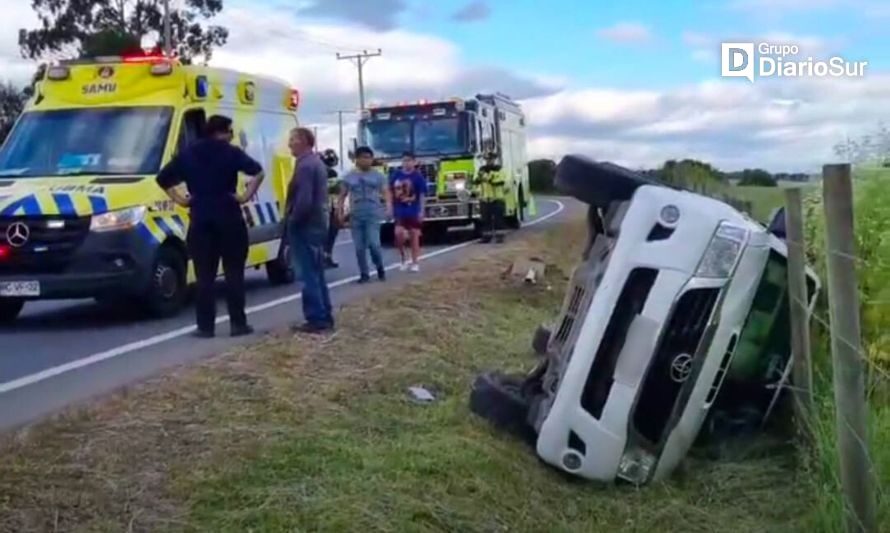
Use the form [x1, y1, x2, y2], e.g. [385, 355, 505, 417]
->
[380, 223, 395, 246]
[0, 298, 24, 324]
[469, 371, 537, 445]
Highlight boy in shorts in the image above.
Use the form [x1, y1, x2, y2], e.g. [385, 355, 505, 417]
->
[390, 152, 428, 272]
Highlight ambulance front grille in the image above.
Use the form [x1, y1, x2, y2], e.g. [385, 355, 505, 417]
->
[0, 215, 91, 274]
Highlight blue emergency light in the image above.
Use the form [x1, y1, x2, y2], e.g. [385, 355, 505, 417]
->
[195, 76, 209, 98]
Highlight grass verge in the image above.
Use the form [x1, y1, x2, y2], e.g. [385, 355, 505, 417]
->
[1, 220, 816, 532]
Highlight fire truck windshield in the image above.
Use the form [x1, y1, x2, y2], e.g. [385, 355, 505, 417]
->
[361, 114, 469, 159]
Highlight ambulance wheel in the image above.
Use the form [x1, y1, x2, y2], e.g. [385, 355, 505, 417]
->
[144, 246, 187, 318]
[469, 371, 537, 445]
[0, 298, 24, 324]
[266, 242, 295, 285]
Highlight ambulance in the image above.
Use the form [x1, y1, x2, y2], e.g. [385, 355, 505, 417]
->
[0, 51, 301, 323]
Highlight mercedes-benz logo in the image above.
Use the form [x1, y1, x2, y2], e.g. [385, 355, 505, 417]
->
[6, 221, 30, 248]
[669, 353, 693, 383]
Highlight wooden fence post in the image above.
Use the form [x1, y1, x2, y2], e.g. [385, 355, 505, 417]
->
[821, 163, 876, 533]
[784, 188, 814, 435]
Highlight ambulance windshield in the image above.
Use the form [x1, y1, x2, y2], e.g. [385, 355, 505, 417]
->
[0, 106, 173, 178]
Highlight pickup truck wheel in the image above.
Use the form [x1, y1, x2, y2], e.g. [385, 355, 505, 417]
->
[144, 246, 187, 318]
[266, 242, 295, 285]
[469, 371, 537, 445]
[0, 298, 24, 324]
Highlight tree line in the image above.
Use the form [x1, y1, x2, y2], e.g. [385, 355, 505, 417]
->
[526, 157, 814, 194]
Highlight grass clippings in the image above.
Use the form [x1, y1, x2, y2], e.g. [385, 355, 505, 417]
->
[0, 220, 816, 532]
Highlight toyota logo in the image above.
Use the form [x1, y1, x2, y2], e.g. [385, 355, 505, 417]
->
[6, 221, 30, 248]
[669, 353, 693, 383]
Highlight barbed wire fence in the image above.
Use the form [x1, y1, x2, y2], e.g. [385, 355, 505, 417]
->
[783, 163, 884, 533]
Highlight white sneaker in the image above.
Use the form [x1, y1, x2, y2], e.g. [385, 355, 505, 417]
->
[410, 263, 420, 273]
[399, 261, 409, 272]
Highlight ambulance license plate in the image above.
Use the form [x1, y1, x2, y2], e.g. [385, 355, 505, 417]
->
[0, 281, 40, 297]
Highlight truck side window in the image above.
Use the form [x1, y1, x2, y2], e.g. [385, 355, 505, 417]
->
[177, 109, 206, 153]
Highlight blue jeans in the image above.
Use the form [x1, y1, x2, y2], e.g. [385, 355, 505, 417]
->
[351, 217, 384, 278]
[288, 223, 333, 327]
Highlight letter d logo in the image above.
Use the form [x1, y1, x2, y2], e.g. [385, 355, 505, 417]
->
[721, 42, 755, 83]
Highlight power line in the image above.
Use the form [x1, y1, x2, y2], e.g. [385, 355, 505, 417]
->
[336, 49, 382, 111]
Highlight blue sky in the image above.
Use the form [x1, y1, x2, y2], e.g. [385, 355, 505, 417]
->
[314, 0, 889, 89]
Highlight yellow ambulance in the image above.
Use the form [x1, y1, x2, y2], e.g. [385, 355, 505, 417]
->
[0, 51, 301, 322]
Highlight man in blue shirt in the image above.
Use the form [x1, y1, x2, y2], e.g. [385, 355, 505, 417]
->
[337, 146, 392, 283]
[155, 115, 264, 338]
[390, 151, 427, 272]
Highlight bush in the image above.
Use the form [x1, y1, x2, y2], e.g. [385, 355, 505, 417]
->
[528, 159, 557, 193]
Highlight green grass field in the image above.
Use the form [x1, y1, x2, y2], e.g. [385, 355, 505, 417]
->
[0, 221, 825, 532]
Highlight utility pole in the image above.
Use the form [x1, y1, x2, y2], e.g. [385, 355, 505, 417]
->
[162, 0, 172, 56]
[326, 110, 357, 172]
[336, 49, 382, 110]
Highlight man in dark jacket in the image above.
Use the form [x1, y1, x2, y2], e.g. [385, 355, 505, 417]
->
[155, 115, 263, 338]
[285, 127, 334, 333]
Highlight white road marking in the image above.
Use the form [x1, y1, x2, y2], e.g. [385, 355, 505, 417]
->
[0, 201, 565, 394]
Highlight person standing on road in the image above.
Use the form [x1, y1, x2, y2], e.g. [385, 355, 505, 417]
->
[390, 151, 427, 272]
[285, 127, 335, 334]
[321, 148, 341, 269]
[155, 115, 263, 338]
[338, 146, 392, 283]
[474, 151, 509, 244]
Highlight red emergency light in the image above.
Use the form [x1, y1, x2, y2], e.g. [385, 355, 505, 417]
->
[0, 245, 10, 261]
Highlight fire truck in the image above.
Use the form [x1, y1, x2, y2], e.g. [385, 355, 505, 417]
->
[355, 93, 535, 238]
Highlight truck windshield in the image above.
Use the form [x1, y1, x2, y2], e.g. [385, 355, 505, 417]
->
[414, 117, 462, 155]
[361, 120, 412, 159]
[361, 113, 469, 158]
[0, 106, 174, 178]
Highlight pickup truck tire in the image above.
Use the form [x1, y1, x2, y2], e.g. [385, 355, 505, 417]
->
[469, 371, 537, 445]
[0, 298, 24, 324]
[144, 246, 187, 318]
[266, 242, 296, 285]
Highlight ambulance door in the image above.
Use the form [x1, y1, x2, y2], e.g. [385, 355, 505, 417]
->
[259, 112, 298, 227]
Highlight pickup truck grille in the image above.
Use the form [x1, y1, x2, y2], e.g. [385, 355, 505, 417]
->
[0, 216, 91, 274]
[633, 287, 720, 445]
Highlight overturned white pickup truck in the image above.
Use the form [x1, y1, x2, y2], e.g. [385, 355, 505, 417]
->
[470, 155, 819, 485]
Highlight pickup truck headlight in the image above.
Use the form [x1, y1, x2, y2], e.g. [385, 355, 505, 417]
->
[90, 206, 147, 232]
[694, 221, 748, 279]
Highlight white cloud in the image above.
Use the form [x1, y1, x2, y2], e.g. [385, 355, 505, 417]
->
[596, 22, 653, 44]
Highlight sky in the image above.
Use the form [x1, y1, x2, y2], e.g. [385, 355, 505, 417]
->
[2, 0, 890, 173]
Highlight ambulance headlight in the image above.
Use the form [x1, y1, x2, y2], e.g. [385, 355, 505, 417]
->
[90, 206, 147, 232]
[694, 221, 748, 279]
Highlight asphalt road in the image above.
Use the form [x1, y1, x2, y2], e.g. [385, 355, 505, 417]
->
[0, 199, 569, 430]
